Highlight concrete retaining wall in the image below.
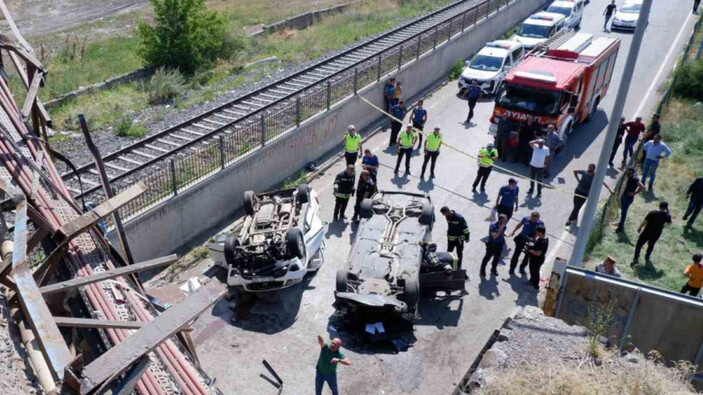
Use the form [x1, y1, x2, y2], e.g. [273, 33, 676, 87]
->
[113, 0, 546, 261]
[253, 2, 359, 37]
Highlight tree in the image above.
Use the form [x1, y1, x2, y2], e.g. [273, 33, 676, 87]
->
[137, 0, 233, 74]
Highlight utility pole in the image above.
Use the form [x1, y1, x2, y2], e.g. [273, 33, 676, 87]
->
[569, 0, 653, 267]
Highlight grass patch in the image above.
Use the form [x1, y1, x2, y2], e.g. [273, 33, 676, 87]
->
[449, 59, 464, 80]
[586, 99, 703, 292]
[114, 116, 148, 138]
[282, 171, 308, 189]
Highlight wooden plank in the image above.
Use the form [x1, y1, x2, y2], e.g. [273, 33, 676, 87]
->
[0, 0, 33, 51]
[77, 280, 227, 393]
[53, 317, 144, 330]
[39, 254, 177, 295]
[21, 72, 42, 119]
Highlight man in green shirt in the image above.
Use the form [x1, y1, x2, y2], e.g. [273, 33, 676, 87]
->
[472, 142, 498, 193]
[394, 125, 417, 174]
[421, 125, 442, 179]
[341, 125, 362, 166]
[316, 335, 351, 395]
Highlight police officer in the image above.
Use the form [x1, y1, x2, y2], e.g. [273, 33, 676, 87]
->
[462, 79, 482, 124]
[351, 170, 376, 222]
[480, 214, 507, 277]
[472, 142, 498, 193]
[421, 125, 442, 179]
[389, 100, 407, 146]
[341, 125, 362, 166]
[440, 206, 470, 269]
[394, 125, 417, 174]
[333, 165, 356, 221]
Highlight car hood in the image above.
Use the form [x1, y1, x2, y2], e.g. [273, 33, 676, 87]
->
[613, 11, 639, 22]
[460, 68, 500, 82]
[514, 35, 546, 48]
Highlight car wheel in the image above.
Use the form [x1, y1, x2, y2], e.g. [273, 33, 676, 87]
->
[402, 276, 420, 307]
[243, 190, 258, 216]
[297, 183, 310, 204]
[419, 201, 434, 229]
[286, 227, 305, 259]
[336, 270, 348, 293]
[224, 235, 240, 265]
[360, 198, 374, 219]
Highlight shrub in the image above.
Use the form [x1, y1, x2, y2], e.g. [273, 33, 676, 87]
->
[146, 67, 186, 104]
[673, 60, 703, 101]
[114, 116, 148, 138]
[137, 0, 239, 74]
[449, 58, 465, 80]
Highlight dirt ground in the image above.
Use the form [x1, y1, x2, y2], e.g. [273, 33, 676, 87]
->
[0, 293, 42, 395]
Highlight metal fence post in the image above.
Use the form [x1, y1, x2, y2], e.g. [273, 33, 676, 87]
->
[218, 135, 225, 169]
[353, 68, 358, 95]
[416, 37, 421, 59]
[376, 55, 382, 81]
[433, 27, 438, 50]
[461, 12, 467, 32]
[397, 45, 403, 70]
[326, 80, 332, 110]
[448, 19, 453, 42]
[260, 114, 266, 147]
[169, 159, 178, 196]
[296, 96, 301, 127]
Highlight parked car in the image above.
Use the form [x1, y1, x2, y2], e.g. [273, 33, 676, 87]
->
[611, 0, 642, 31]
[209, 184, 326, 292]
[513, 12, 567, 49]
[458, 40, 525, 95]
[546, 0, 585, 30]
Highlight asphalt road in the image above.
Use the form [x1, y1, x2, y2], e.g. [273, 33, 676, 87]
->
[190, 2, 697, 394]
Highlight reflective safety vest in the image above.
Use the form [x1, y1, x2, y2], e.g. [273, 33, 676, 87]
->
[426, 133, 442, 152]
[399, 131, 416, 148]
[447, 212, 470, 241]
[333, 171, 355, 199]
[344, 133, 361, 153]
[478, 148, 498, 167]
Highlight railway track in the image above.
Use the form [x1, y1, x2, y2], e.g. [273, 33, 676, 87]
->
[62, 0, 504, 198]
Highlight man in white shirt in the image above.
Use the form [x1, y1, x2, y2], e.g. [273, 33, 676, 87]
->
[527, 139, 550, 198]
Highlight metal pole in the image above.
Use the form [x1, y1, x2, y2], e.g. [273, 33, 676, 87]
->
[169, 159, 178, 196]
[448, 19, 453, 42]
[326, 80, 332, 110]
[416, 37, 422, 59]
[353, 68, 359, 95]
[433, 27, 438, 50]
[218, 135, 225, 169]
[569, 0, 653, 267]
[461, 12, 467, 33]
[296, 96, 302, 127]
[397, 45, 403, 70]
[260, 114, 266, 146]
[376, 55, 382, 81]
[618, 289, 640, 349]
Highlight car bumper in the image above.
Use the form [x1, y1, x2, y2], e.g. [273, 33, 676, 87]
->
[226, 257, 307, 292]
[458, 78, 496, 94]
[611, 20, 636, 30]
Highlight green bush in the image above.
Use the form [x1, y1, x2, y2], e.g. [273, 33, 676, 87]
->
[449, 58, 465, 80]
[114, 116, 148, 138]
[145, 67, 186, 104]
[673, 60, 703, 101]
[137, 0, 239, 74]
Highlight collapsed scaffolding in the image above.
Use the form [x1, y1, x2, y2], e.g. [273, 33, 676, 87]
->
[0, 3, 224, 394]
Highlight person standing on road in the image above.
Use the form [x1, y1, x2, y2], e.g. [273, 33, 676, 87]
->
[603, 0, 617, 31]
[631, 201, 672, 266]
[472, 142, 499, 193]
[315, 335, 351, 395]
[341, 125, 362, 166]
[681, 253, 703, 296]
[508, 211, 543, 275]
[394, 81, 402, 106]
[394, 125, 417, 174]
[441, 206, 470, 269]
[641, 135, 671, 192]
[361, 149, 379, 183]
[526, 225, 549, 291]
[352, 170, 376, 222]
[410, 100, 428, 149]
[389, 100, 407, 147]
[595, 256, 622, 278]
[421, 126, 443, 179]
[527, 139, 550, 198]
[616, 167, 645, 232]
[642, 114, 661, 144]
[683, 176, 703, 229]
[609, 117, 626, 167]
[462, 80, 482, 124]
[333, 165, 356, 222]
[480, 214, 507, 277]
[494, 178, 520, 221]
[567, 164, 614, 226]
[621, 117, 645, 165]
[543, 125, 563, 178]
[383, 78, 396, 112]
[694, 0, 701, 14]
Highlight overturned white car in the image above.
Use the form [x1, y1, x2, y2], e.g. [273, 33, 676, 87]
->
[209, 184, 326, 292]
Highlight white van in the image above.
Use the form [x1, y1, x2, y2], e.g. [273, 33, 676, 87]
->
[513, 12, 567, 49]
[458, 40, 525, 95]
[547, 0, 585, 29]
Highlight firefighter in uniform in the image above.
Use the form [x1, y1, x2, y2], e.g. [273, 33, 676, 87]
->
[419, 242, 458, 275]
[352, 170, 377, 222]
[472, 142, 499, 193]
[333, 165, 356, 221]
[341, 125, 362, 166]
[421, 125, 442, 179]
[440, 206, 470, 268]
[394, 125, 417, 174]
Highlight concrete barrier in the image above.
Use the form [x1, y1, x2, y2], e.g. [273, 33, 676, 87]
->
[253, 2, 360, 37]
[112, 0, 547, 262]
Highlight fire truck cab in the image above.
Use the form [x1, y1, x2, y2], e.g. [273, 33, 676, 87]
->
[491, 31, 620, 141]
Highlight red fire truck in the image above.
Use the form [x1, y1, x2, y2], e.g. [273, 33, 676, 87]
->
[490, 31, 620, 141]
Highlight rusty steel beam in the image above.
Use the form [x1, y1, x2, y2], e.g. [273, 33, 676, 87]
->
[39, 254, 177, 296]
[113, 357, 151, 395]
[53, 317, 144, 330]
[76, 280, 226, 393]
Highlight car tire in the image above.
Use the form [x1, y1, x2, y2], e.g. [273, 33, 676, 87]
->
[297, 183, 310, 204]
[360, 198, 374, 219]
[224, 235, 240, 265]
[419, 201, 434, 229]
[402, 276, 420, 307]
[336, 270, 348, 293]
[286, 227, 305, 259]
[243, 190, 257, 216]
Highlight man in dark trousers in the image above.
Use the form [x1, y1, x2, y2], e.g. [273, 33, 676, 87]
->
[631, 201, 672, 266]
[341, 125, 362, 166]
[389, 100, 407, 146]
[527, 138, 550, 198]
[694, 0, 701, 14]
[441, 206, 470, 269]
[383, 78, 396, 112]
[315, 335, 351, 395]
[526, 225, 549, 290]
[462, 79, 482, 124]
[683, 175, 703, 229]
[621, 117, 645, 165]
[616, 167, 645, 232]
[410, 100, 428, 149]
[351, 170, 376, 222]
[609, 117, 626, 167]
[681, 254, 703, 296]
[394, 125, 417, 174]
[508, 211, 543, 275]
[333, 165, 356, 222]
[361, 149, 379, 183]
[494, 178, 519, 221]
[472, 142, 499, 193]
[567, 164, 614, 226]
[603, 0, 616, 31]
[480, 214, 507, 277]
[421, 126, 442, 179]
